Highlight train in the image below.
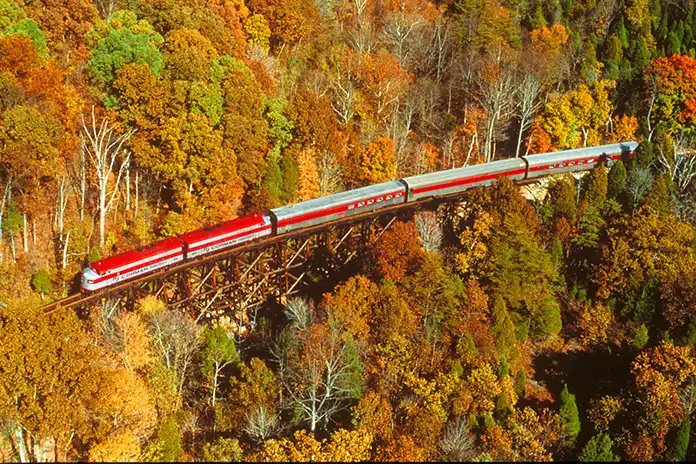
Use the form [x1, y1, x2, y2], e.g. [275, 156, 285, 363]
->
[80, 141, 638, 293]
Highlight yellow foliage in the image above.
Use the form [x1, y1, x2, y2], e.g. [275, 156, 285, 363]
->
[88, 429, 141, 462]
[322, 429, 373, 462]
[530, 24, 569, 57]
[578, 302, 613, 347]
[136, 295, 165, 315]
[261, 429, 373, 462]
[587, 395, 623, 432]
[116, 312, 154, 374]
[632, 341, 696, 423]
[464, 363, 502, 415]
[455, 210, 493, 276]
[537, 80, 616, 149]
[244, 14, 271, 53]
[296, 146, 320, 201]
[357, 137, 396, 184]
[610, 114, 639, 143]
[93, 366, 157, 441]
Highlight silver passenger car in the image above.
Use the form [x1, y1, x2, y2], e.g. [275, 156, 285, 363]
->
[524, 142, 638, 179]
[402, 158, 527, 202]
[271, 181, 407, 235]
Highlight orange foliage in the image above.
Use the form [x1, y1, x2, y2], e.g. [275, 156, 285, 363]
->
[322, 275, 379, 341]
[357, 51, 412, 123]
[526, 121, 554, 154]
[376, 434, 427, 462]
[373, 220, 425, 283]
[610, 114, 639, 143]
[356, 137, 397, 185]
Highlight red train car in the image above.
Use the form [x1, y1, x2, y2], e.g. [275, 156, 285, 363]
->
[81, 237, 185, 292]
[179, 214, 272, 259]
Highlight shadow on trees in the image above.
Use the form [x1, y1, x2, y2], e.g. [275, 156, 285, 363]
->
[526, 344, 634, 445]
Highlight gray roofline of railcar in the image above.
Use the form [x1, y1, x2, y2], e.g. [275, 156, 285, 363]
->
[402, 158, 526, 186]
[270, 180, 406, 219]
[523, 142, 638, 165]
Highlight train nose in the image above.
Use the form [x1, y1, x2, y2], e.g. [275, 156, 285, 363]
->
[80, 267, 99, 292]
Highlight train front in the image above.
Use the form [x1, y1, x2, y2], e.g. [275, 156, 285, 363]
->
[80, 266, 101, 293]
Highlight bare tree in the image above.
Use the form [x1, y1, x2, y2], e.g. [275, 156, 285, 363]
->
[95, 297, 123, 351]
[94, 0, 115, 21]
[439, 418, 477, 462]
[381, 7, 425, 69]
[81, 106, 135, 247]
[415, 212, 443, 253]
[515, 71, 543, 157]
[147, 309, 202, 410]
[0, 177, 12, 264]
[273, 322, 362, 434]
[54, 170, 71, 268]
[426, 17, 455, 83]
[327, 51, 359, 125]
[656, 136, 696, 198]
[626, 166, 654, 213]
[680, 377, 696, 418]
[318, 151, 343, 196]
[284, 297, 314, 331]
[345, 0, 376, 54]
[469, 49, 519, 162]
[244, 404, 280, 443]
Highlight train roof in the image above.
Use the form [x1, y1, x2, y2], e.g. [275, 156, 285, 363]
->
[90, 236, 183, 275]
[402, 157, 525, 189]
[271, 180, 405, 221]
[524, 142, 638, 166]
[179, 214, 270, 247]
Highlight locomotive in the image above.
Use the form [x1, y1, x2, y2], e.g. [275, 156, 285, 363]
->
[80, 141, 638, 293]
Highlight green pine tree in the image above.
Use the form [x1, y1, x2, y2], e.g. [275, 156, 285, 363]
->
[665, 419, 690, 461]
[634, 141, 654, 171]
[579, 433, 618, 461]
[633, 324, 649, 349]
[645, 172, 672, 214]
[280, 153, 299, 203]
[560, 383, 581, 444]
[492, 297, 516, 355]
[582, 164, 608, 207]
[608, 160, 627, 200]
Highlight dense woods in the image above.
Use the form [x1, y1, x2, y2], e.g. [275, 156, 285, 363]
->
[2, 0, 696, 461]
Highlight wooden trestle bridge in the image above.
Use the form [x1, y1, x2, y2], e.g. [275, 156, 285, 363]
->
[41, 179, 546, 334]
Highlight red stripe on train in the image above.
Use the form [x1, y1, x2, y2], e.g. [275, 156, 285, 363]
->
[89, 253, 183, 284]
[277, 190, 405, 227]
[413, 168, 526, 195]
[187, 225, 272, 251]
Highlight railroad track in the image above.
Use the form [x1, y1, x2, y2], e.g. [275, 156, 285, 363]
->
[38, 172, 586, 314]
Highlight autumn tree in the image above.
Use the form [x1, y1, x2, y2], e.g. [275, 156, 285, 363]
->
[273, 321, 364, 434]
[86, 11, 164, 103]
[0, 297, 102, 461]
[352, 137, 397, 186]
[373, 220, 425, 283]
[81, 106, 134, 247]
[200, 325, 238, 407]
[644, 54, 696, 137]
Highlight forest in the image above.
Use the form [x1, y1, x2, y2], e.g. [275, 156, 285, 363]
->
[1, 0, 696, 461]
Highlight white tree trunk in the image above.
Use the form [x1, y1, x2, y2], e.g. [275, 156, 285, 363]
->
[81, 107, 134, 247]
